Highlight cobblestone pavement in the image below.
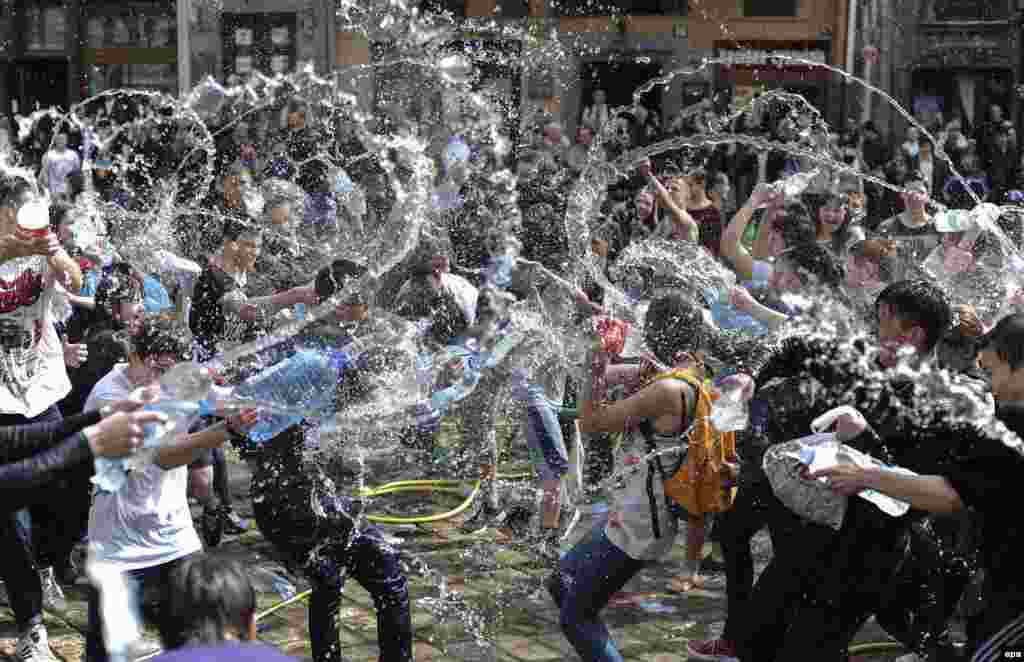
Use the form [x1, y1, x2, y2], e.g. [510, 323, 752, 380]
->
[0, 454, 910, 662]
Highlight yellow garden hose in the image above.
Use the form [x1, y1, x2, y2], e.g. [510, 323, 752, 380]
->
[357, 471, 534, 524]
[846, 641, 908, 656]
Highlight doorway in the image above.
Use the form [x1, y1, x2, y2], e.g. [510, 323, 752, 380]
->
[9, 59, 69, 114]
[581, 59, 665, 117]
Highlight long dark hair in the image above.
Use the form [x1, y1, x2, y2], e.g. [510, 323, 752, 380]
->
[159, 555, 256, 650]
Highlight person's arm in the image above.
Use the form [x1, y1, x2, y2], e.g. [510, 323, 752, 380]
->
[154, 422, 232, 469]
[729, 286, 789, 329]
[0, 411, 101, 463]
[222, 285, 316, 323]
[722, 184, 776, 281]
[48, 247, 83, 293]
[0, 409, 164, 501]
[0, 234, 58, 265]
[639, 162, 698, 242]
[808, 464, 964, 514]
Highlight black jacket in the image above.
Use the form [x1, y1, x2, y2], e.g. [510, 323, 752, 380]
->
[0, 412, 102, 507]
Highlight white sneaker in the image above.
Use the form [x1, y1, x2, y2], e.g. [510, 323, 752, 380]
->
[39, 567, 67, 613]
[15, 624, 58, 662]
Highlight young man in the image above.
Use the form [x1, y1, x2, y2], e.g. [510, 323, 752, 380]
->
[0, 177, 83, 662]
[189, 217, 315, 542]
[810, 312, 1024, 662]
[688, 280, 961, 662]
[873, 173, 940, 281]
[39, 134, 81, 200]
[83, 314, 252, 662]
[238, 259, 413, 662]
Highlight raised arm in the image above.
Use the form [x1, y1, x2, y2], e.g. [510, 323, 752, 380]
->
[721, 184, 777, 281]
[639, 160, 698, 243]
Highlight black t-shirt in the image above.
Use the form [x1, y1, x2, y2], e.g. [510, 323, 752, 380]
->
[189, 264, 260, 362]
[945, 403, 1024, 608]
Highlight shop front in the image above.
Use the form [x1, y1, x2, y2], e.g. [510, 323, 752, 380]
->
[714, 40, 833, 121]
[908, 18, 1018, 135]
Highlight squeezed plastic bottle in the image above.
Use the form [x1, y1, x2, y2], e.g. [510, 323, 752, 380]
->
[231, 348, 352, 443]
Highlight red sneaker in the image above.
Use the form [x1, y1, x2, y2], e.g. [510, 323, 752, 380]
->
[686, 638, 739, 661]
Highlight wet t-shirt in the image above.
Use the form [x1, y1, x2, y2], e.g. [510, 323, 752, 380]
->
[685, 206, 724, 258]
[190, 263, 261, 362]
[0, 255, 70, 417]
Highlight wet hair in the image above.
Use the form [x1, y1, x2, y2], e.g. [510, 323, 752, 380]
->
[937, 304, 987, 376]
[131, 313, 192, 360]
[314, 258, 368, 303]
[875, 280, 953, 353]
[774, 201, 817, 248]
[222, 216, 261, 242]
[0, 176, 32, 210]
[643, 293, 707, 367]
[979, 313, 1024, 372]
[776, 242, 845, 290]
[158, 555, 256, 650]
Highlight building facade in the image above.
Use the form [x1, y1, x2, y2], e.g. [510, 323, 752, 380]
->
[851, 0, 1023, 140]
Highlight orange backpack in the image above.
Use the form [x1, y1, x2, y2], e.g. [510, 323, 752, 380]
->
[641, 369, 738, 518]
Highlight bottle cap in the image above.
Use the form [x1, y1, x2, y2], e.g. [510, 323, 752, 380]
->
[16, 200, 50, 238]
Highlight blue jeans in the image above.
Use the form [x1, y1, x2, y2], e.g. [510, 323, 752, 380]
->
[546, 524, 648, 662]
[85, 554, 199, 662]
[300, 526, 412, 662]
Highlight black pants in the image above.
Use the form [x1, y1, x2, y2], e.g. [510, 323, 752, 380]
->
[288, 526, 412, 662]
[0, 404, 65, 631]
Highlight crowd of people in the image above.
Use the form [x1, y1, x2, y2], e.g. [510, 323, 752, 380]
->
[0, 78, 1022, 662]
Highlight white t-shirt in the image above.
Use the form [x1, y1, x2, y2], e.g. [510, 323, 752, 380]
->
[0, 256, 71, 417]
[44, 148, 81, 195]
[85, 364, 203, 571]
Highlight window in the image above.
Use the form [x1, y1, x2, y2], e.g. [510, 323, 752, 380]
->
[495, 0, 529, 17]
[743, 0, 798, 17]
[419, 0, 466, 17]
[557, 0, 688, 16]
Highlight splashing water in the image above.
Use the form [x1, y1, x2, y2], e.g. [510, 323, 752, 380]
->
[8, 0, 1024, 658]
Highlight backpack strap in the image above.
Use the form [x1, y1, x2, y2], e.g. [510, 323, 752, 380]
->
[638, 377, 699, 538]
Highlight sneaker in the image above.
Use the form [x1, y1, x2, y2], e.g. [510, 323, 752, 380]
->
[39, 567, 67, 613]
[15, 624, 57, 662]
[221, 508, 249, 535]
[686, 638, 739, 662]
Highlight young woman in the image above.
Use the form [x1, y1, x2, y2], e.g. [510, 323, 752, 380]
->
[547, 294, 747, 662]
[803, 191, 865, 259]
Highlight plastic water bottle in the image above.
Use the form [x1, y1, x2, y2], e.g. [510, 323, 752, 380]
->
[231, 349, 352, 443]
[703, 287, 766, 337]
[186, 76, 227, 119]
[709, 378, 750, 432]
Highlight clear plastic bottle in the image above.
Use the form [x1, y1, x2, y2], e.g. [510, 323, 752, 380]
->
[709, 377, 750, 432]
[231, 349, 352, 443]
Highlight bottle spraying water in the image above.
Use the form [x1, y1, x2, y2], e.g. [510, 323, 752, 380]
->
[709, 377, 750, 432]
[231, 349, 352, 443]
[92, 363, 216, 493]
[779, 168, 819, 199]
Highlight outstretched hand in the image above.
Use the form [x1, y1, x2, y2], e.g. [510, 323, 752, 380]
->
[804, 463, 871, 496]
